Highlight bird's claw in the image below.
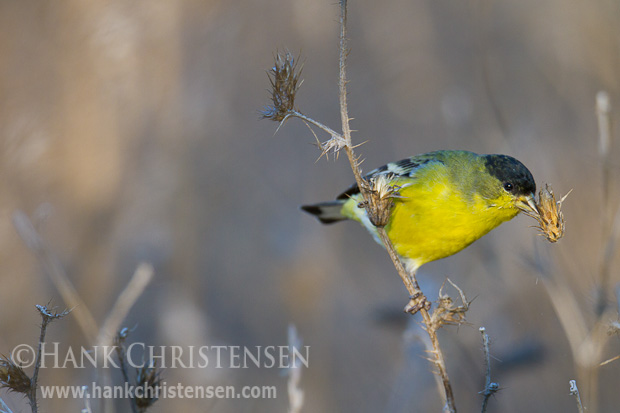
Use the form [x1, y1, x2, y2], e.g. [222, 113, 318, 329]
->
[404, 292, 431, 314]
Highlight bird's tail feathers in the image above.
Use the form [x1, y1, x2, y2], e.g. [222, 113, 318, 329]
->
[301, 201, 347, 224]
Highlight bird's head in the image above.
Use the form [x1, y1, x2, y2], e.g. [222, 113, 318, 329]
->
[481, 154, 538, 215]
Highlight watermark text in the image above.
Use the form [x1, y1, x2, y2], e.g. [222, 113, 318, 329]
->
[10, 343, 309, 370]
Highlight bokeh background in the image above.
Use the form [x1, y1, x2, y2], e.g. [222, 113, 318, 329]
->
[1, 0, 619, 412]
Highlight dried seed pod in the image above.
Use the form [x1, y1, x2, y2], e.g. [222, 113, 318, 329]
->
[0, 355, 31, 394]
[535, 185, 569, 243]
[262, 52, 303, 122]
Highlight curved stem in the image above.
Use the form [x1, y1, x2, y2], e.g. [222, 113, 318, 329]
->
[334, 1, 456, 411]
[376, 228, 456, 412]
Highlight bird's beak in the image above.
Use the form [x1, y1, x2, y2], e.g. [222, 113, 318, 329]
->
[516, 193, 538, 215]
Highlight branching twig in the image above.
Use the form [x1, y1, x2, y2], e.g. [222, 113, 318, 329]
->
[97, 263, 154, 349]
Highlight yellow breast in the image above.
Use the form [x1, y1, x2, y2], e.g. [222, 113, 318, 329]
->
[384, 174, 519, 268]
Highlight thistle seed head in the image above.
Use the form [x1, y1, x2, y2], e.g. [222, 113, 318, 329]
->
[525, 184, 570, 243]
[262, 52, 303, 122]
[0, 355, 31, 394]
[361, 174, 408, 227]
[135, 364, 162, 411]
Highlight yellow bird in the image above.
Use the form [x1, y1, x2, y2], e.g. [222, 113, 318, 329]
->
[301, 150, 538, 273]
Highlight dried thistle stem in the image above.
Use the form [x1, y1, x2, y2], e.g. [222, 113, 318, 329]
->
[337, 1, 368, 202]
[336, 1, 457, 410]
[335, 0, 429, 314]
[331, 0, 373, 210]
[287, 111, 342, 140]
[423, 314, 456, 412]
[264, 1, 457, 410]
[375, 227, 455, 411]
[375, 229, 419, 305]
[30, 305, 70, 413]
[114, 330, 139, 413]
[335, 1, 455, 409]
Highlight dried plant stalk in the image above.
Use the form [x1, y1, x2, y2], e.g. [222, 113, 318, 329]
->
[263, 2, 462, 410]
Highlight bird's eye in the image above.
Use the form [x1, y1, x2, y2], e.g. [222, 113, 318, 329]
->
[503, 182, 514, 192]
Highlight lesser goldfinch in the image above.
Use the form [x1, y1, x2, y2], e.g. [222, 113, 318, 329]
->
[301, 150, 538, 273]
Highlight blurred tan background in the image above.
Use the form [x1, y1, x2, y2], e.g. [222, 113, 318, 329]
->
[0, 0, 619, 412]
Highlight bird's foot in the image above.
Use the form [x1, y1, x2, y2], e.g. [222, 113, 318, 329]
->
[404, 292, 431, 314]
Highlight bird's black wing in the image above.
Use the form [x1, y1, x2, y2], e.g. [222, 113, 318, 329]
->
[336, 153, 444, 199]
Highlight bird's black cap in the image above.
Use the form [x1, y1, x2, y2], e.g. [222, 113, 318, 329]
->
[484, 154, 536, 196]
